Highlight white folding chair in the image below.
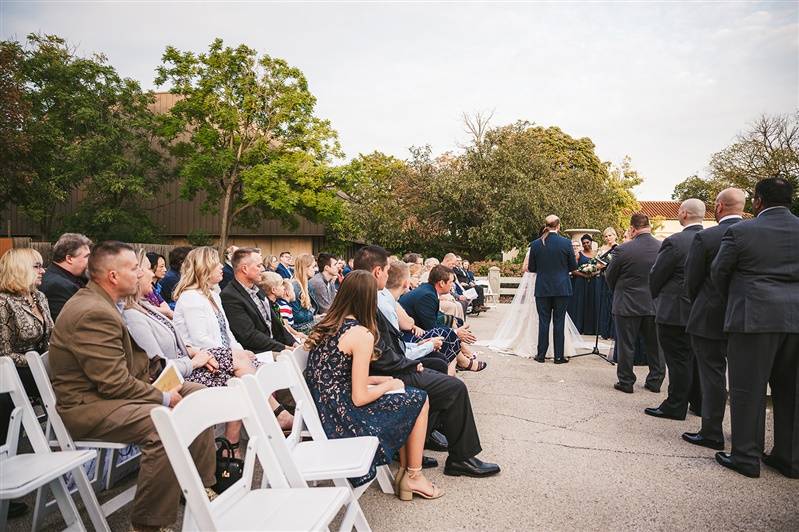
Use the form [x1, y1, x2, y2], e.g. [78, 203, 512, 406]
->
[25, 351, 134, 531]
[0, 358, 101, 532]
[150, 384, 349, 532]
[280, 347, 396, 494]
[236, 357, 379, 531]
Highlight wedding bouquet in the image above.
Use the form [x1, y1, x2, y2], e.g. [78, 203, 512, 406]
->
[577, 259, 601, 277]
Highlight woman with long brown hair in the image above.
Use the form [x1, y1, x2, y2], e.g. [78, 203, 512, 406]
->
[289, 253, 317, 333]
[304, 270, 443, 500]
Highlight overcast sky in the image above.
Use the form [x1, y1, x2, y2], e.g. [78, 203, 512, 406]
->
[2, 1, 797, 199]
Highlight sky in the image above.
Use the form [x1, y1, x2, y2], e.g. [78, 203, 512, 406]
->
[2, 1, 797, 200]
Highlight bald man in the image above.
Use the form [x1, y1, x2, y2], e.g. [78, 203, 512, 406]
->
[681, 188, 745, 450]
[645, 199, 707, 420]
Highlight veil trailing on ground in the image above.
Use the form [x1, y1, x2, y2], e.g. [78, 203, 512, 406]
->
[480, 272, 592, 358]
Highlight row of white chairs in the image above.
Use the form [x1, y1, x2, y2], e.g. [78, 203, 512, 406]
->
[1, 347, 391, 531]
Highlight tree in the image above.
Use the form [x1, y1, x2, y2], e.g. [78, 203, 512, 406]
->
[0, 34, 169, 240]
[671, 174, 718, 207]
[0, 41, 31, 208]
[155, 38, 345, 254]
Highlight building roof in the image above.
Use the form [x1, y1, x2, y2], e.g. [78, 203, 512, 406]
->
[638, 201, 716, 221]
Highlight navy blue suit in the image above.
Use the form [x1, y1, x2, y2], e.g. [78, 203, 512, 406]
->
[276, 263, 294, 279]
[528, 232, 579, 359]
[399, 283, 440, 331]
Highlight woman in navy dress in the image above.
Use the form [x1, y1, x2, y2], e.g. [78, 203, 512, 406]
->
[578, 234, 600, 335]
[567, 241, 585, 331]
[304, 270, 443, 500]
[596, 227, 619, 339]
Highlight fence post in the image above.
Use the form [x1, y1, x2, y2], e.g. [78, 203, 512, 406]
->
[488, 266, 500, 300]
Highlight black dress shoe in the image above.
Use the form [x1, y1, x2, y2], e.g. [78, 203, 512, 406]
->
[644, 383, 661, 393]
[644, 407, 685, 420]
[681, 432, 724, 450]
[715, 452, 759, 478]
[7, 500, 28, 518]
[533, 355, 545, 363]
[424, 430, 449, 452]
[422, 455, 439, 469]
[554, 357, 569, 364]
[614, 382, 633, 393]
[763, 453, 799, 479]
[444, 456, 501, 477]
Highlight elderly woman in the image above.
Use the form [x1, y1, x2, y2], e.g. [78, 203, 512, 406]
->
[256, 271, 306, 343]
[0, 248, 52, 518]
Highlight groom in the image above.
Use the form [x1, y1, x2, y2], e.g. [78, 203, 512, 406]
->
[528, 215, 578, 363]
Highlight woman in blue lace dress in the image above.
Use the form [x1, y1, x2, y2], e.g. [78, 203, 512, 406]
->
[304, 270, 443, 501]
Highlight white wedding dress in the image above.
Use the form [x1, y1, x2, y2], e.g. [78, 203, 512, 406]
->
[480, 271, 592, 358]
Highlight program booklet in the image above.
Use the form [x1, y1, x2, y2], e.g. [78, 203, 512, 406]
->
[152, 360, 184, 392]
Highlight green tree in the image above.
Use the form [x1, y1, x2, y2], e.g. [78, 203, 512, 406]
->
[671, 174, 718, 207]
[0, 34, 168, 239]
[155, 38, 345, 255]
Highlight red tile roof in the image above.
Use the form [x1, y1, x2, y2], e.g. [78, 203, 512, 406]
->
[638, 201, 716, 221]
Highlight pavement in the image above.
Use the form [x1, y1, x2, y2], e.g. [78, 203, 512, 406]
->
[10, 303, 799, 531]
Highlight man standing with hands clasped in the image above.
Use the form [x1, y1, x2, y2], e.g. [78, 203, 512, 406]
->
[527, 215, 578, 364]
[712, 177, 799, 479]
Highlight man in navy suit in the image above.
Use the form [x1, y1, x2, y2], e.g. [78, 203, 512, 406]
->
[528, 215, 579, 363]
[276, 251, 294, 279]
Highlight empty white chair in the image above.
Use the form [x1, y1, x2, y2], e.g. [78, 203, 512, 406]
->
[0, 357, 102, 532]
[279, 347, 396, 494]
[149, 382, 349, 531]
[236, 357, 379, 531]
[25, 350, 133, 531]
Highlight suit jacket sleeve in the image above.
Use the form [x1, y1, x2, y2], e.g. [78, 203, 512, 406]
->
[649, 238, 676, 298]
[73, 308, 163, 403]
[710, 229, 739, 304]
[684, 233, 706, 301]
[416, 292, 440, 330]
[604, 246, 622, 290]
[567, 242, 578, 272]
[527, 243, 536, 273]
[220, 291, 287, 353]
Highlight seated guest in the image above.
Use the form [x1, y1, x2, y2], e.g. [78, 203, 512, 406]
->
[289, 254, 317, 333]
[41, 232, 92, 321]
[308, 252, 339, 314]
[408, 263, 423, 289]
[454, 257, 487, 312]
[262, 254, 279, 273]
[0, 248, 52, 518]
[403, 252, 423, 265]
[256, 272, 306, 342]
[356, 246, 500, 478]
[419, 257, 438, 283]
[49, 241, 215, 532]
[173, 246, 267, 448]
[160, 246, 191, 310]
[219, 245, 238, 291]
[221, 248, 296, 354]
[276, 251, 294, 279]
[304, 270, 442, 499]
[341, 258, 352, 278]
[335, 258, 346, 289]
[399, 265, 485, 372]
[144, 252, 173, 319]
[277, 279, 296, 327]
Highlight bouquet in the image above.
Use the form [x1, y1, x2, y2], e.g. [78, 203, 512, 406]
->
[577, 260, 601, 278]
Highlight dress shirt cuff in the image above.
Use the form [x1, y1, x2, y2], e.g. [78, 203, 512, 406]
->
[162, 392, 171, 407]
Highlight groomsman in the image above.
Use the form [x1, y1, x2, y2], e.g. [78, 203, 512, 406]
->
[712, 177, 799, 479]
[605, 213, 665, 393]
[645, 199, 706, 420]
[682, 188, 745, 449]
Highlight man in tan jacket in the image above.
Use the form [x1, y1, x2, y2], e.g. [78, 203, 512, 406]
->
[49, 241, 215, 531]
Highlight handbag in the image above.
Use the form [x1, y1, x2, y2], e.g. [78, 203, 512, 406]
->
[212, 437, 244, 493]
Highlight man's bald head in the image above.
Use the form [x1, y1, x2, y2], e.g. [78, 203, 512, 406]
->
[715, 187, 746, 220]
[679, 198, 706, 225]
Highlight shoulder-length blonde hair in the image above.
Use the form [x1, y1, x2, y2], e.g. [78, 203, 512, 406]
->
[0, 248, 43, 295]
[173, 246, 221, 301]
[294, 253, 315, 309]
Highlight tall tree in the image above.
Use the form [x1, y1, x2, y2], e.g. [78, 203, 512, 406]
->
[155, 38, 345, 254]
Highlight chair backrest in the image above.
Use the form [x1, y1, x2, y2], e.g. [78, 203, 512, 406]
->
[149, 384, 290, 530]
[25, 350, 80, 451]
[0, 358, 52, 455]
[278, 348, 328, 441]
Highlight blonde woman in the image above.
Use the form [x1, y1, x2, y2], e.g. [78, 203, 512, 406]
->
[289, 253, 317, 334]
[256, 271, 306, 342]
[598, 227, 619, 255]
[408, 263, 422, 289]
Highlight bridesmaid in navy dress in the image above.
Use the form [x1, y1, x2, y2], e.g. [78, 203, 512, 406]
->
[596, 227, 619, 339]
[304, 270, 443, 500]
[567, 241, 586, 331]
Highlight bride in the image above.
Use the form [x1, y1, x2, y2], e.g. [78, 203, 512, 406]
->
[481, 250, 591, 358]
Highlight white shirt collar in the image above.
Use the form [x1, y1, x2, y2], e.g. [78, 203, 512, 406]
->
[718, 214, 743, 223]
[757, 206, 787, 217]
[683, 222, 704, 229]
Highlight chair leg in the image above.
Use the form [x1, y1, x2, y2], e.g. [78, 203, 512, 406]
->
[48, 477, 87, 532]
[375, 466, 394, 494]
[71, 459, 111, 532]
[0, 499, 9, 532]
[332, 480, 370, 532]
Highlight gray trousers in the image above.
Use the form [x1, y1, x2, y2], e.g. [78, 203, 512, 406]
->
[691, 335, 727, 442]
[615, 315, 664, 388]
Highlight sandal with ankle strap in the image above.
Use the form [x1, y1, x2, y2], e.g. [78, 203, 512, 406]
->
[457, 358, 487, 372]
[397, 467, 444, 501]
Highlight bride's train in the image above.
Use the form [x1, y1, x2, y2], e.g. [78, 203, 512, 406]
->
[479, 272, 593, 358]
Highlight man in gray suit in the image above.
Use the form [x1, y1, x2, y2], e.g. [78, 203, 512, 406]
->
[682, 188, 745, 450]
[605, 213, 665, 394]
[712, 177, 799, 479]
[645, 199, 706, 420]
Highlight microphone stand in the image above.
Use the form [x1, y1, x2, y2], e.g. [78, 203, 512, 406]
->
[570, 257, 615, 365]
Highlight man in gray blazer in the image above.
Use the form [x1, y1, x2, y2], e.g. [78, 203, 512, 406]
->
[645, 199, 706, 420]
[682, 188, 745, 450]
[605, 213, 665, 393]
[712, 177, 799, 479]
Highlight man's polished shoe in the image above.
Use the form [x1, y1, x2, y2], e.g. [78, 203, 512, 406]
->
[533, 355, 545, 363]
[763, 453, 799, 479]
[553, 357, 569, 364]
[644, 407, 685, 420]
[444, 456, 500, 478]
[715, 452, 759, 478]
[614, 382, 633, 393]
[424, 430, 449, 452]
[422, 455, 438, 469]
[644, 383, 661, 393]
[681, 432, 724, 450]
